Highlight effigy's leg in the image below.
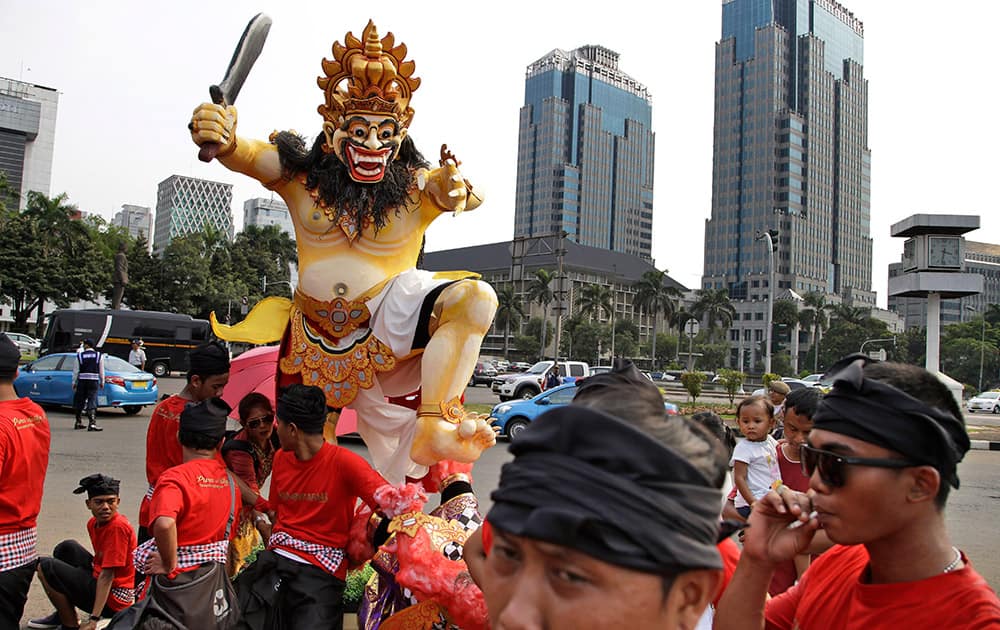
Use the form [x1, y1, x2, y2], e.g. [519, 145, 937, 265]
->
[323, 409, 341, 445]
[411, 279, 498, 466]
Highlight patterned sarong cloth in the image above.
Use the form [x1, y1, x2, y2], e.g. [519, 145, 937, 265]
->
[0, 527, 38, 571]
[133, 538, 229, 573]
[268, 531, 345, 575]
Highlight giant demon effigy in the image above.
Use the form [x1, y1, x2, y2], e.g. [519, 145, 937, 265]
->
[190, 20, 498, 483]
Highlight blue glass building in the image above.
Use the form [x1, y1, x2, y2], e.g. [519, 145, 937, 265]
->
[702, 0, 873, 370]
[514, 46, 655, 260]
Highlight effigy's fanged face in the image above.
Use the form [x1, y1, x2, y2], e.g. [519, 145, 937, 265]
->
[327, 113, 408, 184]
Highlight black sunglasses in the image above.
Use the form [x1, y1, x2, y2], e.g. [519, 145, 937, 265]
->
[245, 414, 273, 430]
[800, 444, 918, 488]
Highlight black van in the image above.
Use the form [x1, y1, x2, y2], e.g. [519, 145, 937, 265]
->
[41, 309, 212, 377]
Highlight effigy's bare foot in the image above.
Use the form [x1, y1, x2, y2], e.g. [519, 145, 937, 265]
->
[410, 398, 497, 466]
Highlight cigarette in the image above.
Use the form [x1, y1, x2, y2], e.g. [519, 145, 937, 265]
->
[787, 511, 818, 530]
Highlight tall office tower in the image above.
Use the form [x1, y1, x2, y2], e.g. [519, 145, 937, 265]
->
[112, 204, 153, 241]
[0, 77, 59, 209]
[702, 0, 873, 305]
[243, 197, 293, 236]
[513, 45, 655, 260]
[152, 175, 233, 254]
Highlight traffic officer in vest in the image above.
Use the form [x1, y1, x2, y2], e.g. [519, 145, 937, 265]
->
[73, 338, 105, 431]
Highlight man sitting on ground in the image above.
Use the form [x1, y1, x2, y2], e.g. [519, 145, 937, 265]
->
[31, 474, 136, 630]
[716, 355, 1000, 629]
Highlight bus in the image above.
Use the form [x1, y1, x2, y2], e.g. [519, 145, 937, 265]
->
[41, 309, 212, 377]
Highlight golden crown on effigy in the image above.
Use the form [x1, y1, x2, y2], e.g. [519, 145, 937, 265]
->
[317, 20, 421, 128]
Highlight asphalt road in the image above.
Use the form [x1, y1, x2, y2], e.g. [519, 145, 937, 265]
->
[17, 378, 1000, 626]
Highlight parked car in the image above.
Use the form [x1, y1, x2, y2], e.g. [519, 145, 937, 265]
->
[589, 365, 613, 376]
[967, 391, 1000, 414]
[752, 377, 812, 397]
[489, 383, 680, 440]
[509, 362, 533, 372]
[650, 371, 677, 382]
[14, 353, 159, 415]
[469, 361, 498, 386]
[493, 360, 510, 373]
[4, 332, 41, 357]
[492, 360, 589, 401]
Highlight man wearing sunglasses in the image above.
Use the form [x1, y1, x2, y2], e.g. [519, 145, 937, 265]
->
[716, 355, 1000, 629]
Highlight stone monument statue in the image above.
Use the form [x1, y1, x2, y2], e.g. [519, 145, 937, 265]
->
[112, 242, 128, 310]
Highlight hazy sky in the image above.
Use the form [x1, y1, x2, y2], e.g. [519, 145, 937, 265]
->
[2, 0, 997, 307]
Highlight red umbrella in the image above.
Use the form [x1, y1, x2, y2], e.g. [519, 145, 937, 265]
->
[221, 345, 358, 435]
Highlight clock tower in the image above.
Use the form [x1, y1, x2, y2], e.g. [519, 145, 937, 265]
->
[888, 214, 984, 376]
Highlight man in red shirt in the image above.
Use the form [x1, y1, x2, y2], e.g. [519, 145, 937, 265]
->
[138, 341, 230, 544]
[30, 474, 136, 630]
[247, 384, 389, 628]
[0, 333, 51, 630]
[717, 356, 1000, 629]
[136, 397, 240, 627]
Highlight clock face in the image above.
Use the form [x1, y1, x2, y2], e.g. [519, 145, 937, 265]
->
[928, 237, 961, 268]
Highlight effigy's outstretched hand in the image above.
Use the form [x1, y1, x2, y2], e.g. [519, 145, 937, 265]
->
[189, 103, 238, 154]
[418, 145, 483, 215]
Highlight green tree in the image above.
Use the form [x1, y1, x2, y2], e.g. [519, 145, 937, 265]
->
[681, 371, 706, 403]
[230, 224, 298, 300]
[895, 326, 926, 365]
[121, 235, 167, 311]
[527, 269, 556, 359]
[800, 292, 830, 372]
[646, 333, 679, 367]
[819, 317, 890, 367]
[633, 269, 682, 368]
[691, 288, 736, 342]
[578, 283, 614, 359]
[493, 284, 526, 360]
[716, 368, 746, 405]
[613, 318, 639, 358]
[0, 192, 106, 333]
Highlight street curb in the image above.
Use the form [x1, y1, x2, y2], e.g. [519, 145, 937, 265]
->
[970, 440, 1000, 451]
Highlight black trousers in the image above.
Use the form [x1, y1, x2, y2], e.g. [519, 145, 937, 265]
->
[0, 561, 36, 630]
[73, 379, 100, 417]
[236, 551, 344, 630]
[37, 539, 115, 617]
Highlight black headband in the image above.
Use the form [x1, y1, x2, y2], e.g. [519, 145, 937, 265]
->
[488, 406, 722, 574]
[0, 335, 19, 372]
[277, 384, 328, 432]
[814, 355, 970, 488]
[179, 397, 231, 441]
[188, 342, 230, 376]
[74, 473, 120, 498]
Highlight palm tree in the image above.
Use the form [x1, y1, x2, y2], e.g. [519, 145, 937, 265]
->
[800, 292, 829, 372]
[527, 269, 556, 359]
[633, 269, 682, 368]
[985, 303, 1000, 326]
[494, 284, 525, 360]
[773, 298, 801, 373]
[578, 283, 614, 360]
[828, 303, 871, 327]
[672, 309, 696, 363]
[691, 288, 736, 342]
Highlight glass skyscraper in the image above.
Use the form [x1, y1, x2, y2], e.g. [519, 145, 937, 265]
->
[153, 175, 234, 254]
[703, 0, 873, 305]
[513, 46, 655, 260]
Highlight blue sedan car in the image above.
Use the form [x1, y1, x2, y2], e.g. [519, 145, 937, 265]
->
[489, 382, 680, 440]
[15, 353, 159, 415]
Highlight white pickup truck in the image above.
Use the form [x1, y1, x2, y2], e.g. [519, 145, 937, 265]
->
[491, 360, 589, 401]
